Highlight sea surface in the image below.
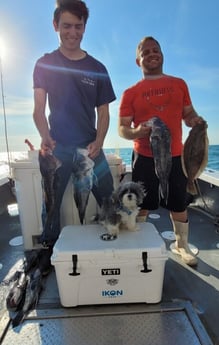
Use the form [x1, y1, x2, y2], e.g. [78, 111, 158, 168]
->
[0, 145, 218, 183]
[104, 145, 219, 171]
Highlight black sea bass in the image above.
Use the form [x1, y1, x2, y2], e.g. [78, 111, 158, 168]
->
[147, 116, 172, 204]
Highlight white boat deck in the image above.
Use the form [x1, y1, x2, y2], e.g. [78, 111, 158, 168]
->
[200, 168, 219, 187]
[0, 154, 219, 344]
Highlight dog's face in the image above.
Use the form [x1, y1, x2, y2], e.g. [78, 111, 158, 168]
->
[121, 191, 138, 208]
[116, 182, 145, 209]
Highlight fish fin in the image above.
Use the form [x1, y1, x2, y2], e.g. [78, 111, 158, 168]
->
[23, 251, 39, 273]
[181, 155, 188, 178]
[12, 310, 26, 328]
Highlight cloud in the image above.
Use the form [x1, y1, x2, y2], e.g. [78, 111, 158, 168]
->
[0, 95, 33, 116]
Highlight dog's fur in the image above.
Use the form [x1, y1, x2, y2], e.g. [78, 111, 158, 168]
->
[99, 181, 145, 237]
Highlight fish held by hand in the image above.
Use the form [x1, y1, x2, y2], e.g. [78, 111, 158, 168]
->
[147, 116, 172, 204]
[73, 148, 94, 224]
[181, 121, 208, 195]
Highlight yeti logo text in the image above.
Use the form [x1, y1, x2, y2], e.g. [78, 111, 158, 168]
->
[102, 290, 123, 298]
[101, 268, 120, 275]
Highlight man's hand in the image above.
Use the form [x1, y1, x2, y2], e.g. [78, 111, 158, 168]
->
[41, 135, 56, 153]
[137, 122, 152, 138]
[87, 140, 101, 159]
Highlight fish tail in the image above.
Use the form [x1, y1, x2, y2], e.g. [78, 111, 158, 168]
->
[159, 182, 169, 205]
[186, 180, 198, 195]
[75, 191, 90, 224]
[12, 310, 25, 328]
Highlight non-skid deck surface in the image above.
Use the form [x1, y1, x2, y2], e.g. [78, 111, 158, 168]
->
[1, 201, 218, 344]
[0, 302, 213, 345]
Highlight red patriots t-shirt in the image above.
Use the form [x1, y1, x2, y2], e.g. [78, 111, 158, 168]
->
[119, 75, 192, 157]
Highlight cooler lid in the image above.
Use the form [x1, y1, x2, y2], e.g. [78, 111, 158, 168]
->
[11, 150, 40, 169]
[51, 223, 168, 263]
[11, 161, 39, 169]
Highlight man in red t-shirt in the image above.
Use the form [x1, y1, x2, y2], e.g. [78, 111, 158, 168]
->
[119, 36, 205, 266]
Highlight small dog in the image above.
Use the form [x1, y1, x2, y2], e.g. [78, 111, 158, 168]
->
[99, 181, 145, 237]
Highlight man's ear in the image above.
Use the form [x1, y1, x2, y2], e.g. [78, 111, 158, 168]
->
[136, 58, 140, 67]
[53, 20, 58, 32]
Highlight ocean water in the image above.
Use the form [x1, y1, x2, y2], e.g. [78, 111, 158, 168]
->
[0, 114, 218, 169]
[104, 145, 219, 171]
[207, 145, 219, 170]
[0, 146, 218, 181]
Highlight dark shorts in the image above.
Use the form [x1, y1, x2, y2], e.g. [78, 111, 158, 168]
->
[132, 152, 187, 212]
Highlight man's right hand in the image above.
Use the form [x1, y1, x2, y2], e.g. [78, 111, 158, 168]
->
[41, 136, 56, 153]
[136, 122, 152, 138]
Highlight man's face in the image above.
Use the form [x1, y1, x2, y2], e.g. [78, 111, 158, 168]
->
[53, 11, 85, 52]
[136, 40, 163, 74]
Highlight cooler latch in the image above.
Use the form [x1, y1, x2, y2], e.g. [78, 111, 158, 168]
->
[140, 251, 152, 273]
[69, 254, 80, 276]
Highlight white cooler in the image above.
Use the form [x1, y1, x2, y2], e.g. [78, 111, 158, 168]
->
[51, 222, 168, 307]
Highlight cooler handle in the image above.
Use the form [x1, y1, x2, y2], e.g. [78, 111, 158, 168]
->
[69, 254, 80, 276]
[141, 252, 152, 273]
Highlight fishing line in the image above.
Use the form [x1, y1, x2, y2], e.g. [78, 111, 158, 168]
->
[0, 55, 12, 178]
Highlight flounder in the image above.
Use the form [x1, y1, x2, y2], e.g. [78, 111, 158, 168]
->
[181, 121, 208, 195]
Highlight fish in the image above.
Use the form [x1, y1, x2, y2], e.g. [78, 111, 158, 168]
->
[147, 116, 172, 204]
[12, 268, 42, 328]
[25, 139, 62, 225]
[39, 149, 61, 215]
[181, 121, 209, 195]
[72, 148, 94, 224]
[23, 250, 40, 273]
[6, 252, 39, 312]
[6, 271, 27, 312]
[25, 141, 62, 209]
[38, 149, 62, 246]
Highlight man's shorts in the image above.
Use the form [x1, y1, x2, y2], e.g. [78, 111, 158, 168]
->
[132, 151, 187, 212]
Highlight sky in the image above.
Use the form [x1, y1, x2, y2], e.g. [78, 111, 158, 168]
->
[0, 0, 219, 153]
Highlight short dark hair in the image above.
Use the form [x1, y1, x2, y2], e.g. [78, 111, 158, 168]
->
[136, 36, 161, 58]
[54, 0, 89, 25]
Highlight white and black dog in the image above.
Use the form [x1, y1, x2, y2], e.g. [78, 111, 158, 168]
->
[99, 181, 145, 237]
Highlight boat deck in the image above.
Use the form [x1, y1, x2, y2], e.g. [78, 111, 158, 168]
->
[0, 183, 219, 344]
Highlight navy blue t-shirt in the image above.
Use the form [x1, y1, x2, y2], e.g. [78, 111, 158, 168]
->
[33, 50, 116, 147]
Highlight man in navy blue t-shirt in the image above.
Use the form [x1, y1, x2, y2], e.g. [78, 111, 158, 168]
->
[33, 0, 116, 274]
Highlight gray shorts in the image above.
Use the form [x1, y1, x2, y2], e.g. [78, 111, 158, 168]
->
[132, 152, 187, 212]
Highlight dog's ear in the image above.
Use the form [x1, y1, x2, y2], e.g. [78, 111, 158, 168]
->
[115, 183, 123, 194]
[111, 190, 120, 205]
